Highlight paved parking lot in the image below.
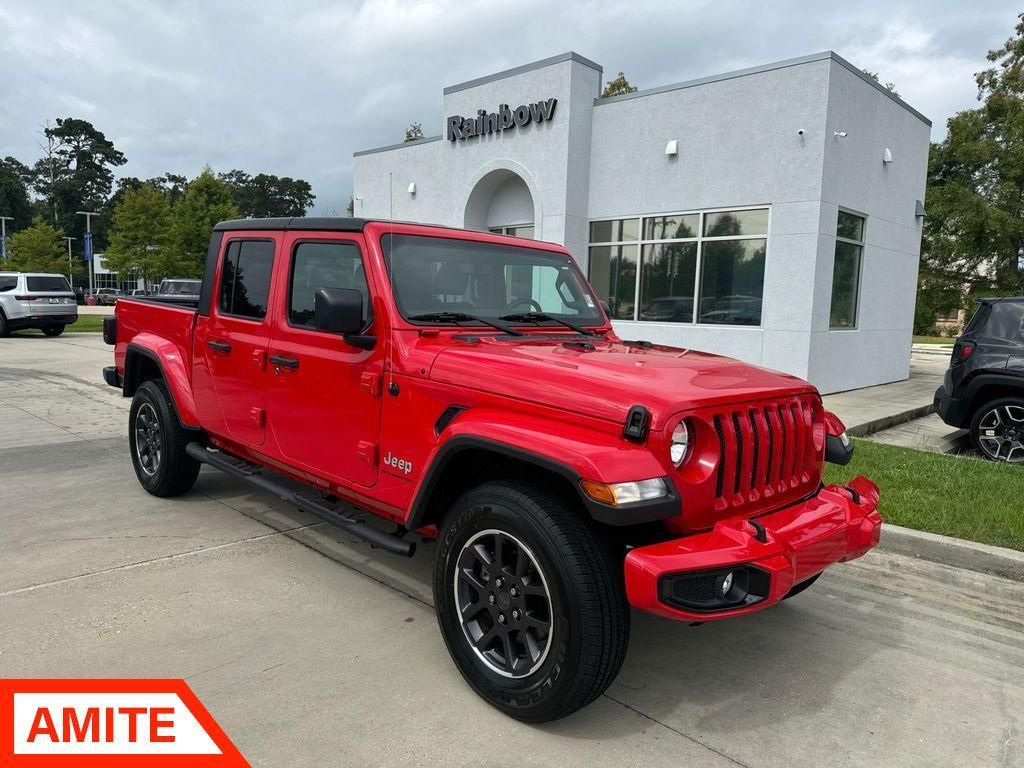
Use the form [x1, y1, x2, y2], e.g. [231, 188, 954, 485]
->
[1, 331, 1022, 767]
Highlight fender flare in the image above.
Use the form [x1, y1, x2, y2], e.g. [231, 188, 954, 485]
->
[406, 417, 679, 529]
[123, 339, 201, 429]
[954, 372, 1024, 425]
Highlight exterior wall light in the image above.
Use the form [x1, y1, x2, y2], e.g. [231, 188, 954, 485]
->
[833, 131, 848, 138]
[664, 140, 678, 157]
[882, 148, 894, 164]
[408, 182, 417, 196]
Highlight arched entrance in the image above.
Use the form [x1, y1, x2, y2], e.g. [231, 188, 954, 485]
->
[464, 168, 536, 239]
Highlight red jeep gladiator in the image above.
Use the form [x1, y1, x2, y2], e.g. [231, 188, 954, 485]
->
[103, 217, 881, 722]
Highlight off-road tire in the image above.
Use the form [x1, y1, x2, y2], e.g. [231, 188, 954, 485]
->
[969, 397, 1024, 463]
[782, 572, 821, 600]
[434, 481, 629, 722]
[129, 379, 200, 497]
[42, 325, 65, 337]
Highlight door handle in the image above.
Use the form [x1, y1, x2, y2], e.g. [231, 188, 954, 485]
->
[269, 354, 299, 370]
[208, 340, 231, 353]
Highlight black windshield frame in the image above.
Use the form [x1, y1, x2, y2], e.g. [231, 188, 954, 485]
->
[380, 233, 605, 328]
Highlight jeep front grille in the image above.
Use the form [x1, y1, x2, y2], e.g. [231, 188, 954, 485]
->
[709, 396, 818, 504]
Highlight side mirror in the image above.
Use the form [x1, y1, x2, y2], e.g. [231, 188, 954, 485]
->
[315, 288, 376, 349]
[600, 300, 611, 316]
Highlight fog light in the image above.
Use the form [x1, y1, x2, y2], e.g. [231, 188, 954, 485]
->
[720, 571, 734, 595]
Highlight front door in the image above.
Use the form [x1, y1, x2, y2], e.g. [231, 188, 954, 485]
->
[267, 232, 383, 488]
[202, 236, 279, 447]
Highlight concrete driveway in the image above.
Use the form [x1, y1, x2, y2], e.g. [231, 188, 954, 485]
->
[1, 332, 1021, 768]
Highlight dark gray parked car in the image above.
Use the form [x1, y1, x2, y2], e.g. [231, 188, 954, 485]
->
[934, 297, 1024, 462]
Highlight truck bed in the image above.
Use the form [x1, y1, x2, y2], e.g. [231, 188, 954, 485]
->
[113, 297, 197, 374]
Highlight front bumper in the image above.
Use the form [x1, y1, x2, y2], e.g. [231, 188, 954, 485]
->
[624, 475, 882, 621]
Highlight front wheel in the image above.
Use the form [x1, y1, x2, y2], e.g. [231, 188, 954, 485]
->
[41, 325, 65, 337]
[434, 481, 629, 722]
[129, 380, 200, 496]
[970, 398, 1024, 463]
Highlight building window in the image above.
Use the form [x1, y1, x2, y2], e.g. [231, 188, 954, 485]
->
[830, 210, 864, 329]
[588, 208, 768, 326]
[588, 218, 639, 320]
[488, 225, 534, 239]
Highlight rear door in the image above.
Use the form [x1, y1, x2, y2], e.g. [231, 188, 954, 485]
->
[266, 232, 383, 488]
[201, 235, 279, 447]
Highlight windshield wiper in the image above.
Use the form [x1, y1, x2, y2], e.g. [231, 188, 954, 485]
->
[499, 312, 596, 336]
[409, 311, 524, 336]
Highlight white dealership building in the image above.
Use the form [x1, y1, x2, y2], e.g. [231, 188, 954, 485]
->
[352, 51, 930, 393]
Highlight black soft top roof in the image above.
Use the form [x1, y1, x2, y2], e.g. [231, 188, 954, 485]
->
[214, 217, 369, 232]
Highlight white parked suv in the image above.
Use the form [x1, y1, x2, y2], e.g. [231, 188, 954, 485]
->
[0, 273, 78, 337]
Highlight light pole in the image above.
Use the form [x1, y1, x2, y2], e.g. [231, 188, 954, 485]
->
[63, 236, 76, 289]
[77, 211, 100, 296]
[0, 216, 12, 260]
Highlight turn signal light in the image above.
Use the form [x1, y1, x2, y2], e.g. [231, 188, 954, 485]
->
[581, 477, 668, 506]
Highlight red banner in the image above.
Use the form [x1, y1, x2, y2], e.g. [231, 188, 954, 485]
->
[0, 679, 249, 767]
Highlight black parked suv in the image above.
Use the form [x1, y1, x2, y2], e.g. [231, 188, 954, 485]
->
[934, 297, 1024, 463]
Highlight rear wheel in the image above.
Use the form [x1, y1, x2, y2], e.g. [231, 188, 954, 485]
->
[970, 397, 1024, 463]
[0, 312, 8, 337]
[41, 325, 65, 337]
[129, 380, 200, 496]
[434, 481, 629, 722]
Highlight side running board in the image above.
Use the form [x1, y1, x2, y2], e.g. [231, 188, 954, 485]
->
[185, 443, 415, 557]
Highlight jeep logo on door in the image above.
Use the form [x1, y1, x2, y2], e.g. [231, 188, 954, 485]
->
[445, 98, 557, 142]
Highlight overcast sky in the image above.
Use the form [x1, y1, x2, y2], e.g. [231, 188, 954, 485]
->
[0, 0, 1018, 214]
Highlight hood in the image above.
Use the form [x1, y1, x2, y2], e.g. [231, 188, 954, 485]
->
[428, 336, 815, 430]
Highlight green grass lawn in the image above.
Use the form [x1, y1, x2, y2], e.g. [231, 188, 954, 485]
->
[64, 315, 105, 333]
[825, 439, 1024, 551]
[912, 335, 956, 345]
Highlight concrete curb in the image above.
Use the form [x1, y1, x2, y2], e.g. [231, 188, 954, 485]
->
[846, 403, 937, 437]
[878, 524, 1024, 581]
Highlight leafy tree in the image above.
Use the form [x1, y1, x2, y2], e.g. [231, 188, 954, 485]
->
[861, 69, 900, 97]
[219, 169, 315, 217]
[346, 197, 355, 216]
[170, 169, 239, 275]
[104, 184, 175, 285]
[601, 72, 638, 99]
[6, 217, 67, 273]
[31, 118, 126, 247]
[921, 12, 1024, 311]
[404, 122, 424, 141]
[0, 156, 34, 235]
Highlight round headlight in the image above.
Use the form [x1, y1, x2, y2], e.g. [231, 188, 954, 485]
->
[670, 420, 691, 467]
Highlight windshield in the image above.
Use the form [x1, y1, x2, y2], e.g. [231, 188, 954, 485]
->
[381, 234, 603, 326]
[26, 276, 72, 293]
[160, 280, 200, 295]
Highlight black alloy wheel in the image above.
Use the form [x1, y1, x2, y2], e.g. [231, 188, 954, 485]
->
[971, 398, 1024, 463]
[134, 401, 162, 476]
[454, 529, 553, 678]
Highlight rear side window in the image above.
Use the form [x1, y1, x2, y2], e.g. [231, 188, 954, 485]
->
[0, 276, 18, 292]
[288, 241, 370, 328]
[219, 240, 275, 319]
[26, 276, 71, 292]
[981, 302, 1024, 342]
